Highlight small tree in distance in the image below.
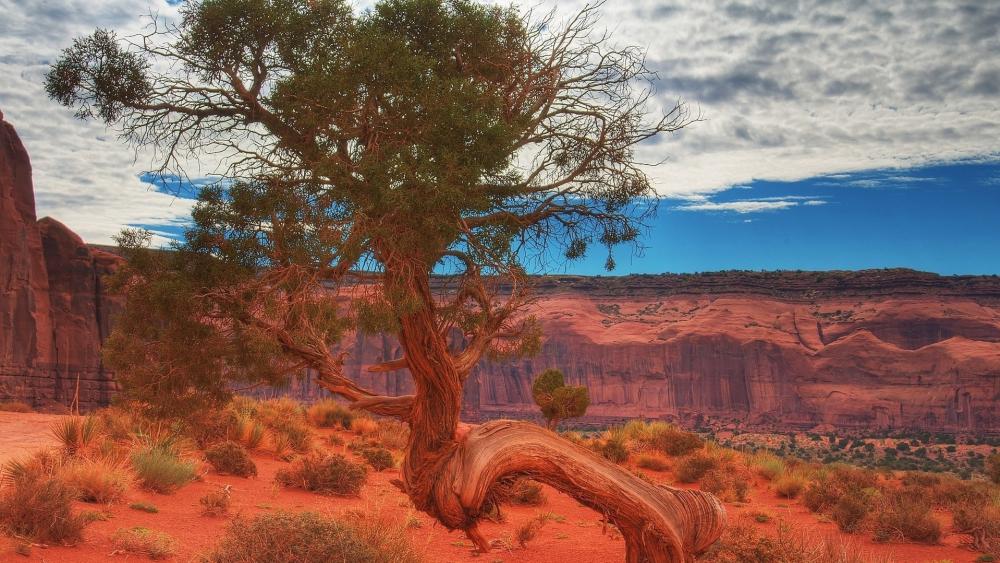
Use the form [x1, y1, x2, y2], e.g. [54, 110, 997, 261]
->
[532, 369, 589, 430]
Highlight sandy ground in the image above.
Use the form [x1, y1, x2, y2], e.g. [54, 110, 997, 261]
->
[0, 417, 985, 563]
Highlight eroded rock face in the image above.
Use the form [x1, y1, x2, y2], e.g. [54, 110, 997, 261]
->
[0, 112, 120, 410]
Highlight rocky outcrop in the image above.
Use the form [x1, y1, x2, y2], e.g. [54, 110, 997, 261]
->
[0, 111, 121, 410]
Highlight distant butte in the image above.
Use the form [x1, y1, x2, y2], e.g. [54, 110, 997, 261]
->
[3, 111, 1000, 432]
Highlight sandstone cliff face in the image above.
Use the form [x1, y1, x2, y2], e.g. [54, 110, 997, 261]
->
[0, 112, 120, 410]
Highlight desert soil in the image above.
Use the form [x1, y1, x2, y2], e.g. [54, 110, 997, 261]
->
[0, 412, 984, 562]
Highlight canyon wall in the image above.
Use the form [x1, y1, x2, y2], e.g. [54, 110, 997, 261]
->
[2, 109, 1000, 431]
[0, 111, 121, 410]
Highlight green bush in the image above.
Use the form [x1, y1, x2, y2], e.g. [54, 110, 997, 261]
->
[205, 441, 257, 477]
[275, 454, 367, 496]
[206, 511, 422, 563]
[131, 447, 197, 493]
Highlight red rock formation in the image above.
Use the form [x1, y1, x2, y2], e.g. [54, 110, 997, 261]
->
[0, 111, 121, 410]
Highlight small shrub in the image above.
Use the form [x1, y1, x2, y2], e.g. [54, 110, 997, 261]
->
[131, 447, 197, 493]
[773, 473, 806, 499]
[951, 498, 1000, 555]
[832, 492, 870, 533]
[600, 439, 629, 464]
[636, 454, 669, 472]
[200, 486, 232, 516]
[674, 451, 718, 483]
[307, 400, 355, 429]
[59, 458, 132, 503]
[0, 401, 32, 413]
[205, 441, 257, 477]
[700, 469, 749, 503]
[112, 527, 177, 559]
[651, 426, 703, 457]
[129, 502, 159, 513]
[275, 454, 367, 496]
[350, 417, 379, 437]
[702, 517, 892, 563]
[872, 491, 941, 544]
[205, 511, 421, 563]
[51, 416, 100, 456]
[988, 454, 1000, 485]
[327, 434, 345, 447]
[371, 419, 409, 451]
[358, 448, 394, 472]
[752, 454, 786, 481]
[0, 475, 86, 544]
[505, 478, 547, 506]
[515, 514, 548, 548]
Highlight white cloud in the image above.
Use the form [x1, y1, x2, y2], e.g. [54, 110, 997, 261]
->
[0, 0, 998, 243]
[675, 196, 826, 213]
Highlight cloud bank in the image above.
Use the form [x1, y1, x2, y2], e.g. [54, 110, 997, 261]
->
[0, 0, 997, 242]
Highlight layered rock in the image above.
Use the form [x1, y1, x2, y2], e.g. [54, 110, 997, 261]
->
[0, 111, 120, 410]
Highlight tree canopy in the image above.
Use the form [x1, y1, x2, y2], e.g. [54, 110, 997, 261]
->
[531, 368, 590, 429]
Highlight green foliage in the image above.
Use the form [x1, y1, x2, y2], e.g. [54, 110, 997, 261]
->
[205, 441, 258, 477]
[530, 369, 590, 429]
[131, 447, 197, 493]
[275, 454, 367, 496]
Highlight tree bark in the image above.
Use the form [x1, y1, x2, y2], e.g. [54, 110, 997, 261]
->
[364, 256, 726, 561]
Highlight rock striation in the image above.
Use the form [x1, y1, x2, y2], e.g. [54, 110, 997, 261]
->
[0, 111, 121, 410]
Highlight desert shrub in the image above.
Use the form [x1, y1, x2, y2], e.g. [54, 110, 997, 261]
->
[774, 473, 807, 499]
[327, 433, 345, 447]
[275, 454, 367, 496]
[51, 416, 100, 456]
[307, 400, 355, 429]
[700, 469, 749, 503]
[872, 490, 941, 544]
[504, 478, 547, 506]
[515, 514, 548, 548]
[59, 458, 132, 503]
[350, 416, 379, 437]
[0, 475, 87, 544]
[345, 510, 425, 563]
[988, 454, 1000, 485]
[206, 511, 422, 563]
[832, 492, 870, 533]
[112, 527, 177, 559]
[751, 453, 786, 481]
[802, 464, 880, 514]
[0, 401, 33, 412]
[358, 448, 394, 472]
[95, 406, 140, 441]
[131, 447, 197, 493]
[371, 419, 409, 451]
[200, 487, 232, 516]
[636, 454, 669, 472]
[651, 426, 704, 457]
[675, 451, 719, 483]
[205, 441, 257, 477]
[701, 516, 892, 563]
[186, 408, 239, 448]
[129, 502, 159, 513]
[1, 450, 63, 485]
[234, 415, 267, 450]
[953, 497, 1000, 556]
[270, 420, 314, 454]
[600, 439, 629, 464]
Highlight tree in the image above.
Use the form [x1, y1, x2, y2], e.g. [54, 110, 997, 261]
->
[47, 0, 724, 560]
[531, 369, 589, 430]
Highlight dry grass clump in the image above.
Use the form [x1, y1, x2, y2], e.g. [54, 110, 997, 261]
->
[802, 464, 879, 514]
[230, 397, 314, 455]
[58, 457, 132, 503]
[871, 490, 941, 544]
[502, 478, 547, 507]
[701, 468, 750, 503]
[129, 502, 159, 513]
[773, 472, 808, 499]
[205, 511, 422, 563]
[750, 452, 786, 481]
[0, 401, 33, 413]
[701, 515, 892, 563]
[357, 447, 394, 472]
[131, 446, 197, 493]
[275, 454, 367, 496]
[349, 416, 380, 437]
[112, 527, 177, 559]
[0, 454, 87, 545]
[599, 438, 629, 464]
[953, 496, 1000, 556]
[515, 514, 549, 548]
[636, 454, 670, 472]
[675, 450, 720, 483]
[307, 400, 355, 429]
[200, 486, 232, 517]
[205, 441, 257, 477]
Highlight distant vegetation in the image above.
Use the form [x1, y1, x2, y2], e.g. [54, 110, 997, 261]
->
[531, 369, 591, 430]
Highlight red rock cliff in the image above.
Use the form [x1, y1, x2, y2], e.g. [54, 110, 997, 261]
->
[0, 111, 121, 410]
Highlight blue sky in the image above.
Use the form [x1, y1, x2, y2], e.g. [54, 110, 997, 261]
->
[2, 0, 998, 275]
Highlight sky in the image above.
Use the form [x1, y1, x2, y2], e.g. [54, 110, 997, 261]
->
[0, 0, 998, 275]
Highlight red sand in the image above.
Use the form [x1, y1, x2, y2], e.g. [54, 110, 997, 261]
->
[0, 420, 984, 562]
